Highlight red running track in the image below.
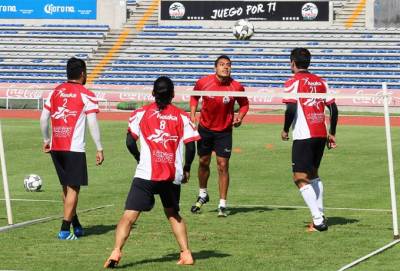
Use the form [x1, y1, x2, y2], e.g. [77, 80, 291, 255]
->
[1, 110, 399, 127]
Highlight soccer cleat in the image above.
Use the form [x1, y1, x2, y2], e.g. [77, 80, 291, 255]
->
[73, 226, 84, 237]
[307, 221, 328, 232]
[176, 250, 194, 265]
[104, 249, 122, 268]
[190, 195, 209, 213]
[58, 230, 78, 240]
[217, 207, 228, 217]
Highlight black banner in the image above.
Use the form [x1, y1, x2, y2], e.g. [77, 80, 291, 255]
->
[161, 1, 329, 21]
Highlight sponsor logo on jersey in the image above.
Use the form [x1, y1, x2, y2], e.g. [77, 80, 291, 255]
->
[147, 129, 178, 148]
[51, 107, 77, 123]
[153, 150, 174, 163]
[149, 109, 178, 121]
[222, 96, 231, 104]
[53, 126, 72, 137]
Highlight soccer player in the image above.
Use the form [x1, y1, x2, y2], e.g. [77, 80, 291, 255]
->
[189, 55, 249, 217]
[40, 57, 104, 240]
[281, 48, 338, 232]
[104, 77, 199, 268]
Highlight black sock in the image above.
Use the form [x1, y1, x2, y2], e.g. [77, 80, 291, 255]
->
[72, 215, 82, 228]
[61, 220, 71, 231]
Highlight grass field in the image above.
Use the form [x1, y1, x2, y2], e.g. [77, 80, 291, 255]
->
[1, 118, 400, 271]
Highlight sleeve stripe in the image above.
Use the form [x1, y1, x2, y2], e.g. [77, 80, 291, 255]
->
[184, 135, 201, 144]
[85, 109, 99, 114]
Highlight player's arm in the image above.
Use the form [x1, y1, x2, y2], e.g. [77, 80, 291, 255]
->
[126, 132, 140, 162]
[189, 96, 200, 124]
[40, 109, 51, 153]
[233, 90, 250, 127]
[87, 113, 104, 165]
[282, 103, 297, 141]
[182, 141, 196, 183]
[327, 102, 338, 149]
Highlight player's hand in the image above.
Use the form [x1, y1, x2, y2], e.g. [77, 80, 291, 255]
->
[96, 150, 104, 165]
[43, 142, 51, 153]
[190, 115, 197, 126]
[281, 131, 289, 141]
[182, 171, 190, 184]
[233, 117, 242, 128]
[327, 134, 337, 149]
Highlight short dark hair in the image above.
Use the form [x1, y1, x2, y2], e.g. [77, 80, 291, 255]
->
[290, 48, 311, 69]
[66, 57, 86, 80]
[153, 76, 174, 110]
[214, 55, 231, 67]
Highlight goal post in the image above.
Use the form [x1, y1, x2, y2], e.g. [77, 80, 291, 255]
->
[382, 82, 399, 239]
[0, 120, 13, 225]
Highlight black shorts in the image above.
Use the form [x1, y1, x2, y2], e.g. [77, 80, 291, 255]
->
[197, 125, 232, 158]
[125, 178, 180, 212]
[292, 138, 327, 173]
[50, 151, 88, 186]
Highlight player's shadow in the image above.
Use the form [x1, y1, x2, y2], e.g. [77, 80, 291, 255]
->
[214, 206, 274, 216]
[117, 250, 231, 268]
[83, 224, 116, 236]
[325, 216, 359, 226]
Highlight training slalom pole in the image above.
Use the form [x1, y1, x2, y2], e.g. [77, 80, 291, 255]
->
[0, 121, 13, 225]
[382, 82, 399, 239]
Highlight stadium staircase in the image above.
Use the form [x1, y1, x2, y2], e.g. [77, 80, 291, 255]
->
[333, 0, 366, 28]
[87, 0, 158, 75]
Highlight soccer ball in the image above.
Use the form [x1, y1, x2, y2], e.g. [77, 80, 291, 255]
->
[232, 19, 254, 40]
[24, 174, 42, 192]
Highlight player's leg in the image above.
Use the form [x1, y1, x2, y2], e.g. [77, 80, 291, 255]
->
[310, 138, 327, 220]
[58, 185, 80, 240]
[191, 127, 213, 213]
[216, 156, 229, 217]
[104, 210, 141, 268]
[292, 139, 326, 231]
[214, 130, 232, 217]
[105, 178, 155, 268]
[161, 182, 194, 265]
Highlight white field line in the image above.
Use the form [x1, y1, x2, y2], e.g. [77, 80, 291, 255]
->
[1, 198, 61, 203]
[0, 204, 113, 233]
[228, 204, 392, 212]
[337, 239, 400, 271]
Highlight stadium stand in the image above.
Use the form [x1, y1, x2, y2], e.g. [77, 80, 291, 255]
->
[0, 24, 109, 83]
[0, 0, 399, 89]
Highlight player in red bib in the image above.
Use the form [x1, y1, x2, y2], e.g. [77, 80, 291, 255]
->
[104, 77, 200, 268]
[40, 57, 104, 240]
[281, 48, 338, 232]
[189, 55, 249, 217]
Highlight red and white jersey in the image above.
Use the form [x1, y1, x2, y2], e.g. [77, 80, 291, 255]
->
[44, 82, 99, 152]
[128, 103, 200, 182]
[283, 71, 334, 140]
[190, 74, 249, 131]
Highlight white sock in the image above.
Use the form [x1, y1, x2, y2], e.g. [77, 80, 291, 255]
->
[219, 199, 226, 208]
[311, 178, 324, 215]
[299, 184, 323, 225]
[199, 188, 208, 198]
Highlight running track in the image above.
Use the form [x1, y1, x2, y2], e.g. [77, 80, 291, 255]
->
[1, 110, 399, 127]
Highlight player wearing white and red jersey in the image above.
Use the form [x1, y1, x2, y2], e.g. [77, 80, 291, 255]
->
[281, 48, 338, 232]
[104, 77, 199, 268]
[189, 55, 249, 217]
[40, 57, 104, 240]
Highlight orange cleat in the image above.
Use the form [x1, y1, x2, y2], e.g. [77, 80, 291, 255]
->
[104, 249, 122, 268]
[176, 250, 194, 265]
[307, 221, 328, 232]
